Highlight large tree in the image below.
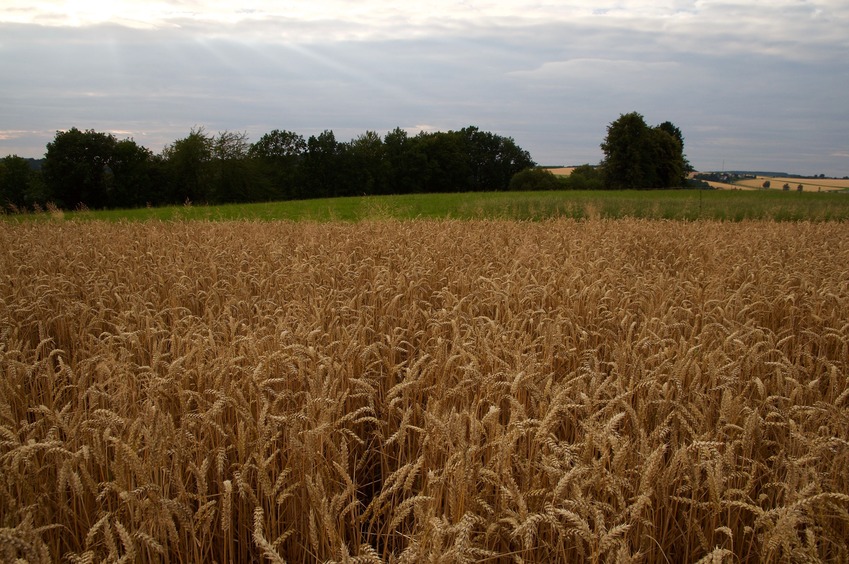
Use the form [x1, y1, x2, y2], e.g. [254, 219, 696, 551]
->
[383, 127, 427, 194]
[43, 128, 118, 208]
[161, 127, 214, 203]
[108, 139, 163, 208]
[415, 130, 472, 193]
[302, 130, 343, 198]
[0, 155, 37, 209]
[458, 126, 535, 191]
[600, 112, 688, 189]
[347, 131, 389, 195]
[212, 130, 259, 203]
[249, 129, 306, 200]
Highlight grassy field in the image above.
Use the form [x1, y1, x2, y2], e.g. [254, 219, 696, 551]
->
[2, 219, 848, 562]
[5, 188, 849, 222]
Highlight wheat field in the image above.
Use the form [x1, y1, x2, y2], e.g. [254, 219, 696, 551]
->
[545, 167, 576, 176]
[733, 177, 849, 192]
[1, 219, 848, 563]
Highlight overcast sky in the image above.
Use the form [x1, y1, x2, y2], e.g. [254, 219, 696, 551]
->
[1, 1, 848, 176]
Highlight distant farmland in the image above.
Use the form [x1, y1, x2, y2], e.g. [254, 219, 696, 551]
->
[708, 175, 849, 192]
[736, 176, 849, 192]
[545, 166, 576, 176]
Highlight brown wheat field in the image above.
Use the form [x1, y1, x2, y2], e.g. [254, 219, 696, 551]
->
[1, 219, 848, 563]
[734, 177, 849, 193]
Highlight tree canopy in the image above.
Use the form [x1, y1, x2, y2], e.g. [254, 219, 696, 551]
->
[600, 112, 689, 189]
[42, 128, 118, 208]
[18, 126, 535, 210]
[0, 155, 42, 209]
[3, 115, 696, 211]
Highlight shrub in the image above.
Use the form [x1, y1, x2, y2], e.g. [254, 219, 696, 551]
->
[563, 164, 604, 190]
[508, 167, 562, 191]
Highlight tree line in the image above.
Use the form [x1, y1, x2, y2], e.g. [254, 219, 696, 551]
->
[0, 126, 535, 210]
[0, 113, 691, 211]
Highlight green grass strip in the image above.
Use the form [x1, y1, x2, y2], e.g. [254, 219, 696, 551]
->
[5, 189, 849, 223]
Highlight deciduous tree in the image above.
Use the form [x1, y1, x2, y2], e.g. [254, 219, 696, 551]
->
[384, 127, 427, 194]
[347, 131, 388, 195]
[162, 127, 214, 203]
[459, 126, 535, 191]
[43, 128, 118, 208]
[213, 130, 261, 202]
[0, 155, 37, 209]
[303, 130, 342, 198]
[249, 129, 306, 200]
[108, 139, 162, 208]
[600, 112, 688, 189]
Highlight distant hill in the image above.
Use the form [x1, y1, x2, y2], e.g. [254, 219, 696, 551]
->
[709, 171, 846, 180]
[722, 170, 789, 177]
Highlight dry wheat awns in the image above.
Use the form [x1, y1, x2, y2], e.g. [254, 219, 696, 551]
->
[1, 218, 848, 562]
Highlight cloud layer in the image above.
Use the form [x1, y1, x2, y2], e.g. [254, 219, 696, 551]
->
[2, 1, 848, 175]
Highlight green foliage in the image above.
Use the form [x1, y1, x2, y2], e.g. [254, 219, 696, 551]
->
[383, 127, 427, 195]
[43, 128, 118, 208]
[656, 121, 692, 175]
[510, 165, 603, 191]
[563, 165, 603, 190]
[109, 139, 164, 208]
[161, 127, 214, 203]
[508, 168, 562, 191]
[41, 128, 162, 209]
[347, 130, 389, 196]
[458, 126, 535, 191]
[414, 130, 471, 193]
[0, 155, 36, 209]
[8, 124, 537, 210]
[600, 112, 688, 189]
[303, 130, 344, 198]
[684, 178, 713, 190]
[249, 129, 306, 200]
[213, 130, 264, 203]
[249, 129, 307, 161]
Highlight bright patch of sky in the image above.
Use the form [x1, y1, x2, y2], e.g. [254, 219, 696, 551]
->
[2, 0, 848, 175]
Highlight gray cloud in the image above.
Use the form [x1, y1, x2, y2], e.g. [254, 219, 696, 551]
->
[1, 0, 848, 175]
